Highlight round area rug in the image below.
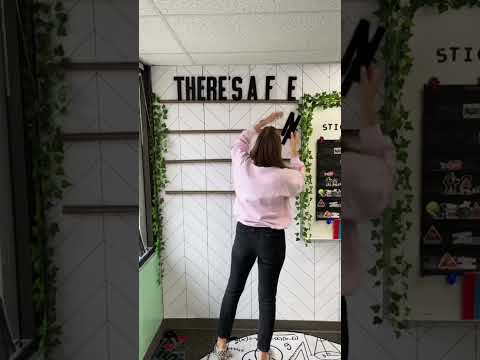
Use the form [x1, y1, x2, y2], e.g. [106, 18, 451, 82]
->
[201, 332, 341, 360]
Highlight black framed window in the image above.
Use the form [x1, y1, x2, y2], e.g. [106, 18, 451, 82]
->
[0, 0, 35, 350]
[139, 63, 155, 264]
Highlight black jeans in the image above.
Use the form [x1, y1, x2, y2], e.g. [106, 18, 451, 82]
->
[217, 222, 286, 352]
[341, 296, 348, 360]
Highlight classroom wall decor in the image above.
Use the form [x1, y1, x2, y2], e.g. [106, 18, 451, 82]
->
[341, 3, 480, 358]
[153, 64, 341, 321]
[420, 84, 480, 276]
[315, 140, 341, 221]
[401, 7, 480, 323]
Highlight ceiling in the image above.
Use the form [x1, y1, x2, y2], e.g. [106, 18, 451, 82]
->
[139, 0, 341, 65]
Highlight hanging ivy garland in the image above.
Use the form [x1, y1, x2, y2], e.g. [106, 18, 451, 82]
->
[296, 91, 341, 245]
[149, 94, 169, 281]
[20, 0, 69, 357]
[368, 0, 480, 338]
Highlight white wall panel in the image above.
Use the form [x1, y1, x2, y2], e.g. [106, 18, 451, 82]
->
[158, 64, 341, 321]
[55, 3, 139, 359]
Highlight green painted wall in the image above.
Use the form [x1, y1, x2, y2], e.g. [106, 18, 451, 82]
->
[139, 253, 163, 359]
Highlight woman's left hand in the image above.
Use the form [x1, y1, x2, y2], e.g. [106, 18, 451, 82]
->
[359, 65, 382, 127]
[255, 111, 283, 132]
[290, 131, 301, 158]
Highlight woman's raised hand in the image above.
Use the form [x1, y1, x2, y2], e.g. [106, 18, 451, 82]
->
[359, 65, 382, 127]
[255, 111, 283, 132]
[290, 131, 301, 158]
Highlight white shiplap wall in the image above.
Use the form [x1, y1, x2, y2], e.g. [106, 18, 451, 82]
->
[153, 64, 341, 321]
[53, 1, 139, 359]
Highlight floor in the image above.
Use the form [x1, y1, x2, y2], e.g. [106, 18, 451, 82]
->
[146, 319, 341, 360]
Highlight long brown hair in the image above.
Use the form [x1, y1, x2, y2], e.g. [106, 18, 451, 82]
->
[249, 126, 286, 168]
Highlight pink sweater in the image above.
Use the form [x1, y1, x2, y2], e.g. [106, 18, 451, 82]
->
[342, 125, 396, 295]
[231, 128, 305, 230]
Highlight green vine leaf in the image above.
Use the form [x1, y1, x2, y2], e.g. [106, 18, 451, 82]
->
[150, 94, 169, 283]
[21, 0, 70, 357]
[296, 92, 341, 245]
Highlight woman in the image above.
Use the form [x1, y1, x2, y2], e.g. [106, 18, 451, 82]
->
[210, 112, 305, 360]
[341, 65, 396, 359]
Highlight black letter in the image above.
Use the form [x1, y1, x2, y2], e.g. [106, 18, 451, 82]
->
[219, 76, 227, 100]
[465, 47, 473, 62]
[206, 77, 217, 101]
[450, 46, 459, 62]
[197, 76, 206, 101]
[232, 77, 243, 100]
[265, 75, 275, 100]
[341, 19, 385, 97]
[436, 48, 447, 63]
[173, 76, 185, 100]
[287, 76, 297, 100]
[185, 76, 196, 101]
[281, 112, 301, 145]
[247, 76, 258, 101]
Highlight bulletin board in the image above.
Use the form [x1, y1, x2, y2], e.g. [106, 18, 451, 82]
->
[420, 84, 480, 276]
[315, 139, 341, 220]
[309, 107, 341, 240]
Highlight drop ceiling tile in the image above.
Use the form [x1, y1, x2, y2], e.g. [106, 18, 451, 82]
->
[166, 13, 340, 55]
[140, 53, 193, 66]
[154, 0, 340, 14]
[190, 51, 337, 65]
[139, 17, 183, 53]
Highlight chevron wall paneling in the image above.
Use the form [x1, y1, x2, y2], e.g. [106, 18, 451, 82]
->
[55, 1, 139, 359]
[154, 64, 341, 322]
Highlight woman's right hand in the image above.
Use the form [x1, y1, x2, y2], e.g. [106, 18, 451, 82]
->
[255, 111, 283, 132]
[359, 65, 382, 127]
[290, 131, 301, 158]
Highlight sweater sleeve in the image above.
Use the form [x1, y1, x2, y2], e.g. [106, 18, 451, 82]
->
[290, 156, 306, 176]
[283, 156, 305, 196]
[231, 128, 256, 164]
[342, 124, 396, 222]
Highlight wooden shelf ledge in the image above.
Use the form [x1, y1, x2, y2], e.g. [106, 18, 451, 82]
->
[165, 190, 234, 195]
[168, 129, 242, 134]
[63, 205, 138, 214]
[160, 99, 298, 104]
[62, 132, 139, 142]
[165, 158, 290, 164]
[64, 62, 139, 71]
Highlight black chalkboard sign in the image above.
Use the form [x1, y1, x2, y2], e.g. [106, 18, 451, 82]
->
[421, 84, 480, 276]
[316, 139, 341, 220]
